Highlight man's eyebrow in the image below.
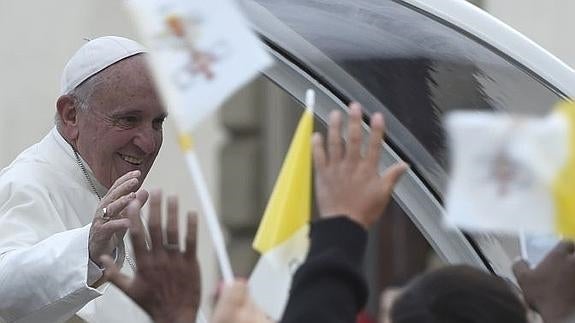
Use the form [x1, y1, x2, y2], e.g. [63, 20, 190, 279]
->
[107, 108, 168, 120]
[109, 109, 143, 117]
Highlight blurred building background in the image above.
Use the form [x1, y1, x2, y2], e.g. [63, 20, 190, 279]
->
[0, 0, 574, 319]
[476, 0, 575, 68]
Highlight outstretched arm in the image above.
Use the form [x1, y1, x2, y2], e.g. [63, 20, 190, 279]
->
[281, 103, 407, 323]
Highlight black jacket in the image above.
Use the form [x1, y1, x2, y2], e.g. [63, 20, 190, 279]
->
[281, 216, 369, 323]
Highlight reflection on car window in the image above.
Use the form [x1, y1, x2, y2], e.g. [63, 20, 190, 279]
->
[254, 0, 562, 169]
[364, 198, 439, 316]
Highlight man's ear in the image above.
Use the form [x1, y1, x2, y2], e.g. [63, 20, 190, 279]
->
[56, 95, 80, 142]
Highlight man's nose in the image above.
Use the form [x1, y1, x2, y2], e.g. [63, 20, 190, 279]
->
[133, 126, 159, 155]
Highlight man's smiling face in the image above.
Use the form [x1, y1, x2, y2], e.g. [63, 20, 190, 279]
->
[74, 54, 166, 189]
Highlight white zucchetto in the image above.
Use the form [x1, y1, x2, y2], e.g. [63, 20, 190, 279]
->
[60, 36, 147, 94]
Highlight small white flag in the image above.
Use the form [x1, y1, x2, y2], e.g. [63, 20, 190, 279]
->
[126, 0, 273, 288]
[445, 102, 575, 238]
[127, 0, 272, 131]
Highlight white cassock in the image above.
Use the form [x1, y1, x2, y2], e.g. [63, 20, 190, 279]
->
[0, 128, 151, 323]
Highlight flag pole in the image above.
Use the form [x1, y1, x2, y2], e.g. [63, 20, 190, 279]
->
[179, 133, 234, 284]
[305, 89, 315, 115]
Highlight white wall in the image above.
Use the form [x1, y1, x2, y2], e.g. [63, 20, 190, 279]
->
[482, 0, 575, 69]
[0, 0, 221, 313]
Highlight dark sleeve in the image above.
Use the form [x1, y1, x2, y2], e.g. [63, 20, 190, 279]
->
[280, 216, 369, 323]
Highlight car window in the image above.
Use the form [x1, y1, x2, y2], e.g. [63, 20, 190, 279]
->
[247, 0, 567, 282]
[251, 0, 563, 194]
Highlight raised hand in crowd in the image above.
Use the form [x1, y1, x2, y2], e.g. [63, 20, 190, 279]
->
[281, 103, 407, 323]
[212, 280, 273, 323]
[89, 170, 148, 268]
[101, 189, 201, 323]
[513, 240, 575, 323]
[313, 102, 408, 227]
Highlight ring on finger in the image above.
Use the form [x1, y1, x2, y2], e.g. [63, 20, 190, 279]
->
[163, 241, 180, 251]
[101, 207, 111, 223]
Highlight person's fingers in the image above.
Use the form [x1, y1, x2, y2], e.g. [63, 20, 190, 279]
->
[101, 254, 133, 293]
[366, 113, 384, 167]
[104, 192, 136, 220]
[344, 102, 363, 164]
[100, 218, 131, 236]
[312, 133, 327, 170]
[135, 189, 149, 205]
[185, 211, 198, 260]
[147, 189, 163, 252]
[327, 110, 343, 162]
[101, 177, 139, 207]
[512, 259, 532, 285]
[381, 162, 409, 196]
[126, 199, 148, 261]
[108, 170, 141, 192]
[165, 195, 180, 250]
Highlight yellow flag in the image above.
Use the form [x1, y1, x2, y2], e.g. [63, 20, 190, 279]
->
[252, 108, 313, 253]
[249, 107, 313, 320]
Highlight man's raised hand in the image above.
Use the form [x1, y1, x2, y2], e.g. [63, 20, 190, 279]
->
[89, 170, 148, 266]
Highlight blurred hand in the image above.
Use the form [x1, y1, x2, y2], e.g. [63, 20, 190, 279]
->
[212, 280, 273, 323]
[101, 189, 201, 323]
[313, 102, 408, 229]
[89, 170, 149, 267]
[513, 240, 575, 323]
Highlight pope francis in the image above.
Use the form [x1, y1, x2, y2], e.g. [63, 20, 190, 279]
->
[0, 36, 169, 323]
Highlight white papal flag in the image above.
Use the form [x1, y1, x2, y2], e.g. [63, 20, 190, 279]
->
[445, 101, 575, 238]
[127, 0, 272, 132]
[126, 0, 273, 290]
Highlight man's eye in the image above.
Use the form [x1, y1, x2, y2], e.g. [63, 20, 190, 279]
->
[153, 118, 165, 130]
[122, 116, 139, 123]
[113, 116, 140, 128]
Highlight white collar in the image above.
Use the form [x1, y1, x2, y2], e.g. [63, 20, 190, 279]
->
[51, 127, 108, 198]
